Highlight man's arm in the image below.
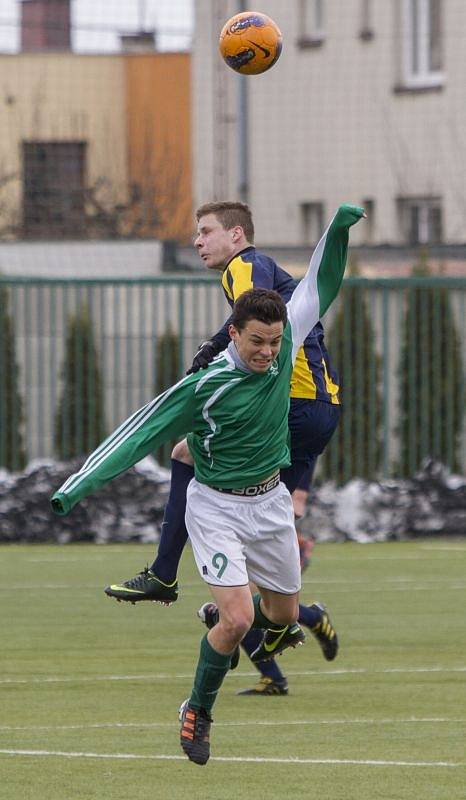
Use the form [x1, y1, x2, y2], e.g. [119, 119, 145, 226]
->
[51, 377, 196, 515]
[187, 321, 232, 374]
[287, 204, 365, 362]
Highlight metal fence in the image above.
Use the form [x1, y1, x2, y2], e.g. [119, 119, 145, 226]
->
[1, 276, 465, 478]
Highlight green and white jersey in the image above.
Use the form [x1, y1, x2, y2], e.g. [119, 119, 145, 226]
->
[186, 327, 293, 487]
[51, 205, 364, 515]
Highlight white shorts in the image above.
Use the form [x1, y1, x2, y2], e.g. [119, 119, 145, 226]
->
[185, 478, 301, 594]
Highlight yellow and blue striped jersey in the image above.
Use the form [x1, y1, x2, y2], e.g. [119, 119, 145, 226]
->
[213, 246, 340, 404]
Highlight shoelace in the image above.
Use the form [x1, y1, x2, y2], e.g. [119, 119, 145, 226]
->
[194, 711, 212, 741]
[125, 567, 152, 588]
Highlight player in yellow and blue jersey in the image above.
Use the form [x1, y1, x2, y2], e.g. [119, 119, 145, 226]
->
[191, 202, 342, 694]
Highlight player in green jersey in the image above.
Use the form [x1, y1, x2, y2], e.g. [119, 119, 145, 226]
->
[51, 204, 364, 765]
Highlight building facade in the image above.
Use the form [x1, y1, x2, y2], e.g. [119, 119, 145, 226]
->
[192, 0, 466, 252]
[0, 1, 192, 249]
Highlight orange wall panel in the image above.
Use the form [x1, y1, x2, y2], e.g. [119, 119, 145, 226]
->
[125, 53, 192, 243]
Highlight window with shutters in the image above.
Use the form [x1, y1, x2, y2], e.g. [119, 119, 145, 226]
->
[22, 141, 87, 238]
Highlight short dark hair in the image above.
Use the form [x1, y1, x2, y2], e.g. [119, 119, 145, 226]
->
[230, 288, 287, 331]
[195, 201, 255, 243]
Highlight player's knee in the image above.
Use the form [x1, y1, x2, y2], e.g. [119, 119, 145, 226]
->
[171, 438, 193, 464]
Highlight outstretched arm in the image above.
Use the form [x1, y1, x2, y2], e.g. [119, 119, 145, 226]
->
[287, 204, 365, 362]
[51, 377, 196, 515]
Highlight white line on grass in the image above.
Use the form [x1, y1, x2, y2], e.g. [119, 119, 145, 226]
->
[282, 666, 466, 676]
[0, 717, 463, 733]
[0, 584, 101, 590]
[0, 748, 462, 768]
[420, 544, 466, 551]
[26, 557, 105, 563]
[301, 575, 466, 584]
[3, 570, 466, 590]
[2, 582, 466, 593]
[299, 584, 466, 593]
[2, 666, 466, 685]
[319, 553, 466, 561]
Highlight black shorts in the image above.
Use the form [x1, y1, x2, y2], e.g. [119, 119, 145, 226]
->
[280, 398, 341, 494]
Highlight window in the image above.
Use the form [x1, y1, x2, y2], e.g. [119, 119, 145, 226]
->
[300, 201, 324, 245]
[359, 0, 375, 41]
[361, 198, 375, 241]
[297, 0, 326, 48]
[398, 197, 443, 244]
[402, 0, 443, 88]
[22, 141, 87, 238]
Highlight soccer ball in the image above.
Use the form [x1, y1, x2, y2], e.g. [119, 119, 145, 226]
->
[219, 11, 282, 75]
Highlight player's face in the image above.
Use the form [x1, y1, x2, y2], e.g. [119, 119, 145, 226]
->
[194, 214, 242, 270]
[229, 319, 284, 373]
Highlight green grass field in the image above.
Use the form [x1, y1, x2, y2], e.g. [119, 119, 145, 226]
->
[1, 540, 465, 800]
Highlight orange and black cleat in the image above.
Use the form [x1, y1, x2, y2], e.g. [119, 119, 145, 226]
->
[179, 699, 212, 766]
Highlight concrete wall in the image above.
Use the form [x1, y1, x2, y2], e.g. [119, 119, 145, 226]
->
[0, 240, 163, 278]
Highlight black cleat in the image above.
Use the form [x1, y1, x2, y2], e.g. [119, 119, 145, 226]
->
[197, 602, 219, 629]
[250, 623, 305, 663]
[236, 676, 289, 696]
[309, 602, 339, 661]
[197, 602, 240, 670]
[179, 699, 212, 766]
[104, 567, 178, 604]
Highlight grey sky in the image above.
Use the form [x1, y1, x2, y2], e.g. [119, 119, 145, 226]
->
[0, 0, 194, 52]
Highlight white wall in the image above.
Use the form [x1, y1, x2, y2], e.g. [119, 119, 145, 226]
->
[193, 0, 466, 246]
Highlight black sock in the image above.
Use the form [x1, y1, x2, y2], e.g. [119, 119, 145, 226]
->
[150, 459, 194, 583]
[298, 603, 321, 628]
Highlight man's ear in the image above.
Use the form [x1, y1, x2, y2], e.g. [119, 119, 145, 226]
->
[228, 323, 238, 341]
[231, 226, 243, 243]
